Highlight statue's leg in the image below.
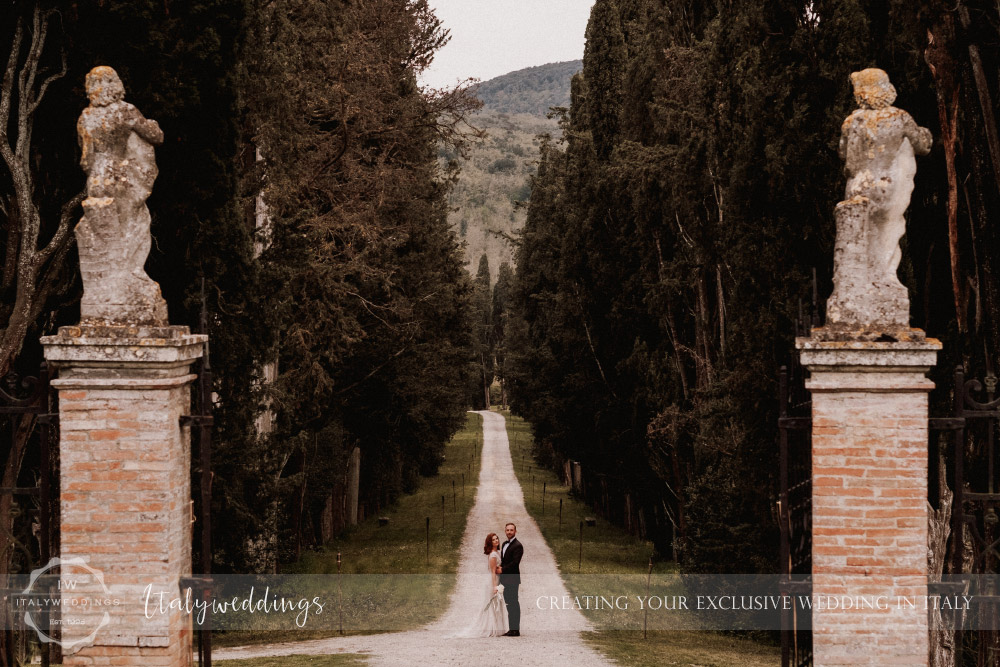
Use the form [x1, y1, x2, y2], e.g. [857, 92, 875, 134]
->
[874, 213, 906, 289]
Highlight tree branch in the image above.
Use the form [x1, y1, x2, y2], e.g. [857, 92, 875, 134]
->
[0, 18, 24, 154]
[28, 48, 66, 117]
[16, 6, 47, 158]
[334, 345, 410, 396]
[1, 197, 19, 293]
[33, 191, 84, 271]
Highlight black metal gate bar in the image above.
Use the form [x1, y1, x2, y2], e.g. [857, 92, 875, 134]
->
[0, 363, 57, 667]
[934, 365, 1000, 663]
[778, 364, 813, 667]
[779, 292, 817, 667]
[965, 367, 1000, 664]
[181, 294, 213, 667]
[778, 276, 821, 667]
[778, 365, 794, 667]
[926, 366, 965, 665]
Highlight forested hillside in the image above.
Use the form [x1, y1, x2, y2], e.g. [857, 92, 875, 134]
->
[445, 61, 579, 279]
[474, 60, 582, 115]
[504, 0, 1000, 574]
[0, 0, 479, 574]
[443, 112, 555, 280]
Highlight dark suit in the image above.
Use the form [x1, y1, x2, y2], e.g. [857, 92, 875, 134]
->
[500, 537, 523, 631]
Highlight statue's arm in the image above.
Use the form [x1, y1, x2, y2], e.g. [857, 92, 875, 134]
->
[904, 116, 932, 156]
[134, 118, 164, 146]
[125, 105, 164, 146]
[838, 115, 855, 161]
[78, 115, 95, 172]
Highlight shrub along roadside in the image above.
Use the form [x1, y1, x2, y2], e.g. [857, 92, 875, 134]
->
[503, 411, 779, 667]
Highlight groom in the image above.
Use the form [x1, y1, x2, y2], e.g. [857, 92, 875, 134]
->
[497, 522, 523, 636]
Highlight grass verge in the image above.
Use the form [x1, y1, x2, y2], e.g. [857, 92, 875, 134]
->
[503, 410, 779, 667]
[214, 412, 484, 647]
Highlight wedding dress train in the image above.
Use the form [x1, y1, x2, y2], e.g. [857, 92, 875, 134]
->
[456, 550, 508, 637]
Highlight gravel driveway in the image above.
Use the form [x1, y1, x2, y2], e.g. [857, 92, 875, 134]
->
[216, 410, 613, 666]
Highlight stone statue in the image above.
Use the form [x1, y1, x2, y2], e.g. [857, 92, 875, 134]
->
[76, 66, 168, 326]
[825, 68, 932, 333]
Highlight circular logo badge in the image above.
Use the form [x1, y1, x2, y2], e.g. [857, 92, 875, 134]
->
[22, 557, 111, 649]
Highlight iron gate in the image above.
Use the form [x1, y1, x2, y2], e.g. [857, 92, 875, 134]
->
[182, 299, 214, 667]
[778, 301, 815, 667]
[939, 366, 1000, 663]
[0, 363, 57, 666]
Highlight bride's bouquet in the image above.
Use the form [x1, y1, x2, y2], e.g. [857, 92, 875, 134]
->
[484, 584, 505, 613]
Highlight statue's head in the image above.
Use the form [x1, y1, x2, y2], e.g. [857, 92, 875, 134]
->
[850, 68, 896, 110]
[85, 66, 125, 107]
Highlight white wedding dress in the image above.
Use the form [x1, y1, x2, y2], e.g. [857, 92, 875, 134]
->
[457, 550, 509, 637]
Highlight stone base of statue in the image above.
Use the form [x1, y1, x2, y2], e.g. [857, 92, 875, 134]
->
[77, 196, 168, 326]
[825, 198, 909, 332]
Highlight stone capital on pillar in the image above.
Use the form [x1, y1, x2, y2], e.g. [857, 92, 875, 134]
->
[798, 333, 940, 392]
[42, 324, 205, 666]
[42, 324, 205, 370]
[796, 328, 939, 667]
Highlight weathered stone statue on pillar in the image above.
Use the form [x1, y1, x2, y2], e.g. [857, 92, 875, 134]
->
[41, 67, 203, 667]
[825, 68, 933, 333]
[797, 69, 940, 667]
[76, 65, 168, 326]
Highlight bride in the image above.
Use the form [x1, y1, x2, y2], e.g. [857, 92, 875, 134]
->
[457, 533, 509, 637]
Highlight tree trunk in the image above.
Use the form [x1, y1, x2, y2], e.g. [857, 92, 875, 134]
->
[925, 20, 965, 333]
[928, 449, 958, 667]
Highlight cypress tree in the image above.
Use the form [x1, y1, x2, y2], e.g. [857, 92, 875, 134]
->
[582, 0, 627, 160]
[472, 254, 492, 409]
[509, 0, 976, 574]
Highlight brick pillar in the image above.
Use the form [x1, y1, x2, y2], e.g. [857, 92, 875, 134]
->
[42, 325, 205, 667]
[797, 337, 940, 666]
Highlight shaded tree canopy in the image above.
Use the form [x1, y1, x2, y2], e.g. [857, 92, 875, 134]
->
[1, 0, 479, 574]
[508, 0, 1000, 573]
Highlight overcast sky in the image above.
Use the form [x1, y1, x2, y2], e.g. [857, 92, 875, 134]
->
[420, 1, 595, 90]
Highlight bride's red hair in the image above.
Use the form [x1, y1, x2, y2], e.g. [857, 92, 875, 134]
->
[483, 532, 498, 555]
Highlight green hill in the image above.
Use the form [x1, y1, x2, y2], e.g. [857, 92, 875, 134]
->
[444, 62, 578, 281]
[474, 60, 582, 116]
[441, 111, 557, 280]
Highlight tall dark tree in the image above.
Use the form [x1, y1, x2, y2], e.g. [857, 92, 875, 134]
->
[582, 0, 626, 160]
[509, 0, 1000, 580]
[491, 262, 514, 408]
[244, 0, 478, 567]
[471, 253, 492, 409]
[1, 0, 479, 578]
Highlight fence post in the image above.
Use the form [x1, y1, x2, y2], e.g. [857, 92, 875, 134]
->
[338, 552, 344, 635]
[644, 557, 652, 640]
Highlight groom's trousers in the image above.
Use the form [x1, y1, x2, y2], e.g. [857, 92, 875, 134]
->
[501, 576, 520, 631]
